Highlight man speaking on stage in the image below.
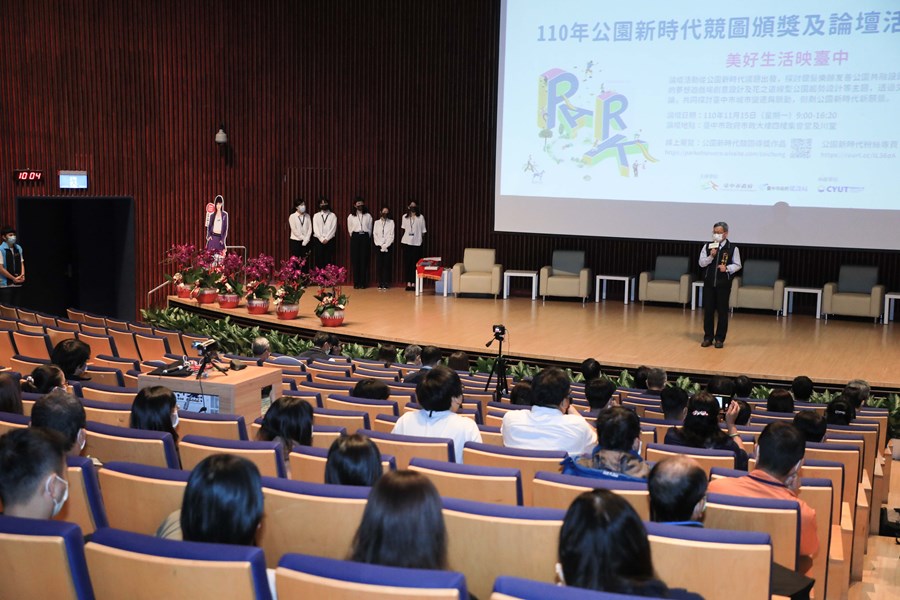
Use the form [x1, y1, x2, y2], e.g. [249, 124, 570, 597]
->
[699, 222, 741, 348]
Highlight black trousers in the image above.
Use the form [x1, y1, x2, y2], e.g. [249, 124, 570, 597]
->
[402, 243, 422, 283]
[350, 232, 371, 287]
[314, 238, 335, 269]
[0, 286, 21, 307]
[703, 282, 732, 341]
[375, 247, 393, 288]
[289, 239, 304, 259]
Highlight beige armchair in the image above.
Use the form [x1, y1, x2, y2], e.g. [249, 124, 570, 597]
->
[730, 259, 784, 313]
[639, 256, 692, 306]
[452, 248, 502, 297]
[539, 250, 591, 304]
[823, 266, 884, 321]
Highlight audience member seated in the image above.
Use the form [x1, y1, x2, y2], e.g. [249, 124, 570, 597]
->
[706, 375, 735, 405]
[579, 358, 602, 382]
[351, 378, 391, 400]
[21, 365, 66, 395]
[349, 470, 447, 570]
[707, 422, 818, 575]
[644, 368, 667, 396]
[51, 339, 92, 382]
[650, 455, 814, 599]
[130, 386, 180, 445]
[324, 434, 383, 486]
[327, 334, 343, 358]
[793, 410, 827, 444]
[402, 345, 442, 384]
[825, 397, 855, 426]
[251, 337, 270, 363]
[733, 375, 753, 399]
[501, 367, 596, 456]
[791, 376, 814, 403]
[446, 351, 470, 373]
[157, 454, 263, 546]
[767, 388, 795, 414]
[733, 399, 752, 425]
[0, 372, 24, 414]
[659, 386, 688, 424]
[841, 379, 870, 410]
[402, 344, 422, 366]
[509, 381, 533, 406]
[256, 396, 313, 459]
[557, 489, 701, 599]
[573, 406, 648, 481]
[392, 366, 481, 463]
[664, 392, 748, 470]
[298, 332, 333, 361]
[633, 366, 650, 390]
[584, 378, 617, 414]
[30, 389, 87, 457]
[0, 427, 69, 519]
[377, 343, 397, 366]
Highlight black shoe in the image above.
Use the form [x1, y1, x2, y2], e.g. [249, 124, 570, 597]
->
[700, 339, 713, 347]
[714, 340, 724, 349]
[405, 285, 414, 291]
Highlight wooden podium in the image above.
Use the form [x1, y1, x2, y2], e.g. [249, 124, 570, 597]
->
[138, 365, 283, 422]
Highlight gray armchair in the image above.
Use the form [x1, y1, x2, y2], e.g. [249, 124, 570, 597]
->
[539, 250, 591, 304]
[823, 266, 884, 321]
[639, 256, 692, 306]
[730, 259, 784, 313]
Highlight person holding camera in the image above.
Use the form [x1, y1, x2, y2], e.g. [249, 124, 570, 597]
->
[663, 391, 748, 470]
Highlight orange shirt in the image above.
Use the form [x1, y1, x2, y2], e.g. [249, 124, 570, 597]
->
[707, 469, 818, 569]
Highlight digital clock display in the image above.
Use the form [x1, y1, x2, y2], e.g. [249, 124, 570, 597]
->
[13, 169, 44, 183]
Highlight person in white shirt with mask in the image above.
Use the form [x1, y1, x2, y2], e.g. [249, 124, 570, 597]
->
[373, 206, 395, 290]
[400, 200, 426, 291]
[347, 197, 373, 288]
[0, 427, 70, 520]
[698, 221, 742, 349]
[288, 199, 312, 261]
[313, 197, 338, 269]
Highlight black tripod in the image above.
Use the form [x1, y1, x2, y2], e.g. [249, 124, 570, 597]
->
[484, 332, 509, 401]
[196, 349, 229, 380]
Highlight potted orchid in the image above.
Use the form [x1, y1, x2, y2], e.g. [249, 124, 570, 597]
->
[273, 256, 309, 320]
[244, 254, 277, 314]
[194, 248, 226, 304]
[164, 244, 203, 298]
[310, 264, 350, 326]
[211, 252, 245, 308]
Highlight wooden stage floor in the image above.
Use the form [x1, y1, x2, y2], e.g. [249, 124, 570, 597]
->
[171, 289, 900, 389]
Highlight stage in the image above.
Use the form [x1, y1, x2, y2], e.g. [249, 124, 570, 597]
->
[170, 288, 900, 390]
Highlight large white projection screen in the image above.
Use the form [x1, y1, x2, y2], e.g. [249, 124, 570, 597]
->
[495, 1, 900, 249]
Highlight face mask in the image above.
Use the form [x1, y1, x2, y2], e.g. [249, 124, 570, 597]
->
[47, 474, 69, 517]
[356, 205, 365, 212]
[381, 213, 389, 219]
[171, 412, 180, 428]
[320, 206, 329, 212]
[297, 206, 306, 214]
[79, 434, 86, 452]
[712, 233, 724, 243]
[6, 236, 16, 245]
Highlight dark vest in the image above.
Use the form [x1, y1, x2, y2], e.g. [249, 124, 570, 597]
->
[702, 239, 737, 287]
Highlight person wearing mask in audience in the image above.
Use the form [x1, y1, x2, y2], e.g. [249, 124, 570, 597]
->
[347, 196, 373, 288]
[664, 391, 748, 470]
[30, 389, 87, 458]
[22, 365, 66, 395]
[392, 366, 481, 463]
[288, 198, 312, 261]
[400, 200, 426, 291]
[841, 379, 870, 410]
[0, 372, 24, 414]
[256, 396, 314, 462]
[312, 197, 338, 269]
[351, 378, 391, 400]
[767, 388, 795, 414]
[298, 332, 332, 361]
[793, 410, 827, 444]
[349, 470, 447, 570]
[402, 345, 442, 385]
[791, 376, 814, 403]
[0, 427, 69, 520]
[324, 434, 383, 487]
[0, 225, 25, 306]
[327, 333, 344, 358]
[130, 386, 180, 445]
[402, 344, 422, 366]
[373, 206, 395, 290]
[659, 386, 689, 424]
[584, 378, 618, 415]
[205, 196, 229, 252]
[556, 489, 702, 598]
[51, 339, 92, 382]
[580, 358, 602, 382]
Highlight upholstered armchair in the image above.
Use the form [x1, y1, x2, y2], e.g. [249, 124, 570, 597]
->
[730, 259, 784, 313]
[452, 248, 502, 297]
[539, 250, 591, 304]
[638, 256, 692, 306]
[823, 265, 884, 321]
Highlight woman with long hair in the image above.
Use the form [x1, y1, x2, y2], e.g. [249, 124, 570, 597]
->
[663, 391, 748, 470]
[130, 385, 179, 444]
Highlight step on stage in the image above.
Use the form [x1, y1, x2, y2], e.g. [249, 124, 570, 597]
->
[170, 288, 900, 389]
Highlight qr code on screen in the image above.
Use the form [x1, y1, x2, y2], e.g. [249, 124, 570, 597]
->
[790, 138, 812, 158]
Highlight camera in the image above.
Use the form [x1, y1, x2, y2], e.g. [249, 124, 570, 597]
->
[192, 339, 219, 355]
[492, 324, 506, 340]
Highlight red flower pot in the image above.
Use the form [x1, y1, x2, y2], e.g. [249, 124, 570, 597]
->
[196, 288, 218, 305]
[246, 299, 270, 314]
[276, 303, 300, 320]
[176, 283, 193, 298]
[319, 310, 345, 327]
[217, 293, 240, 309]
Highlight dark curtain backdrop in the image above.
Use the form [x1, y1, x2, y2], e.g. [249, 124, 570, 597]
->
[1, 0, 897, 318]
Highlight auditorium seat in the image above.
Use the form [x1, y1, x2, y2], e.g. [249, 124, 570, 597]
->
[359, 428, 454, 468]
[288, 446, 396, 484]
[314, 406, 371, 431]
[127, 322, 155, 336]
[80, 312, 108, 327]
[78, 323, 108, 336]
[55, 455, 109, 537]
[276, 553, 468, 599]
[0, 304, 17, 319]
[34, 312, 59, 327]
[78, 382, 138, 404]
[372, 413, 399, 433]
[179, 434, 286, 478]
[324, 394, 399, 423]
[462, 442, 567, 506]
[84, 422, 180, 469]
[442, 497, 564, 600]
[84, 365, 126, 387]
[153, 327, 187, 355]
[0, 515, 94, 599]
[55, 318, 83, 332]
[45, 325, 77, 350]
[0, 329, 17, 366]
[11, 329, 53, 359]
[531, 471, 650, 519]
[176, 410, 248, 441]
[295, 381, 355, 403]
[82, 398, 133, 427]
[66, 308, 86, 322]
[133, 333, 172, 363]
[107, 328, 141, 361]
[16, 320, 45, 335]
[477, 424, 504, 446]
[0, 410, 29, 435]
[644, 443, 736, 476]
[97, 461, 190, 535]
[93, 354, 140, 372]
[75, 331, 118, 358]
[491, 576, 657, 599]
[409, 457, 523, 506]
[85, 527, 272, 600]
[15, 308, 38, 323]
[104, 318, 130, 331]
[10, 353, 49, 375]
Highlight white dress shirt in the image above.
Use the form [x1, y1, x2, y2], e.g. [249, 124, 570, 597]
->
[313, 211, 338, 243]
[373, 218, 395, 251]
[501, 405, 597, 457]
[392, 409, 482, 463]
[289, 211, 312, 245]
[698, 239, 742, 275]
[347, 212, 373, 236]
[400, 214, 427, 246]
